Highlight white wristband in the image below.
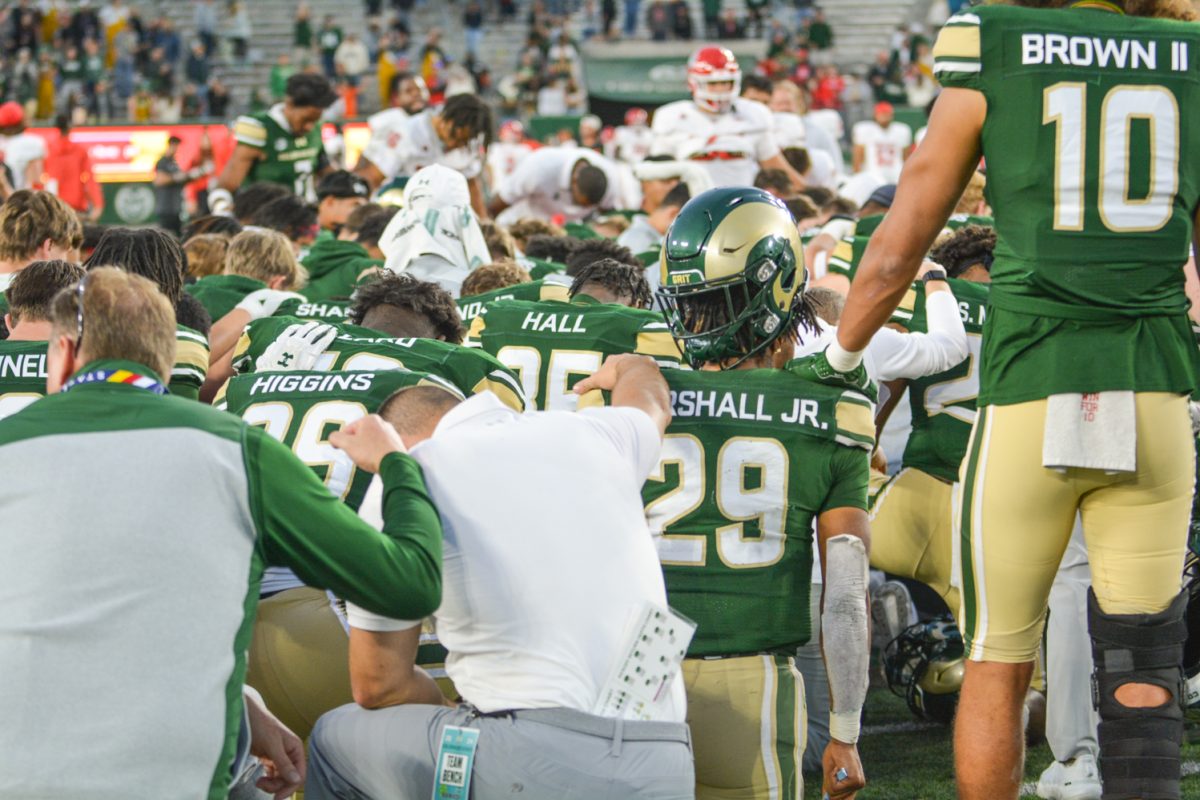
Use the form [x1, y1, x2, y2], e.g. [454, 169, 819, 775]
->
[826, 339, 865, 372]
[829, 710, 861, 744]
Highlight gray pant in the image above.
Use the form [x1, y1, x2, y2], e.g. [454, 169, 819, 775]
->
[794, 583, 831, 773]
[1046, 518, 1099, 762]
[307, 703, 696, 800]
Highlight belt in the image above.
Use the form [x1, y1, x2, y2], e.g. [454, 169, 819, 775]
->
[497, 707, 691, 745]
[688, 151, 748, 161]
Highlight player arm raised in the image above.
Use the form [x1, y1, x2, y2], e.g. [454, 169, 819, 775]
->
[574, 353, 672, 436]
[833, 89, 984, 365]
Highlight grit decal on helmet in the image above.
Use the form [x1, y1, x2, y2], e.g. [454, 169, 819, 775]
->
[687, 46, 741, 114]
[656, 186, 807, 369]
[883, 617, 965, 725]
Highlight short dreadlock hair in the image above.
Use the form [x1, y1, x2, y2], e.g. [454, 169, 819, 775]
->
[524, 234, 577, 265]
[570, 258, 652, 309]
[439, 94, 494, 147]
[565, 238, 639, 276]
[84, 227, 186, 308]
[350, 272, 465, 344]
[929, 224, 995, 279]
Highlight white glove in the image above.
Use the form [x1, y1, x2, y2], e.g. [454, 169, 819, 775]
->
[255, 322, 339, 372]
[235, 289, 306, 322]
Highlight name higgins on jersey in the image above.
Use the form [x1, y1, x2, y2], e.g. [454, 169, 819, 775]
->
[248, 372, 381, 395]
[1021, 33, 1190, 71]
[672, 389, 828, 429]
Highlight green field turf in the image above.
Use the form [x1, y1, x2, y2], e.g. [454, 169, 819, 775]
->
[799, 688, 1200, 799]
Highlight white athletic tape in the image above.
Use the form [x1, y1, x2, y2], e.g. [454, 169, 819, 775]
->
[823, 534, 869, 744]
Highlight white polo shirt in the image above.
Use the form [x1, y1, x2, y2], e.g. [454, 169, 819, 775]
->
[851, 120, 912, 183]
[351, 393, 684, 722]
[496, 146, 631, 225]
[361, 109, 482, 183]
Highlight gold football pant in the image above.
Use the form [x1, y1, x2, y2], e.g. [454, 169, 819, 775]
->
[869, 466, 960, 618]
[246, 587, 353, 742]
[955, 394, 1193, 663]
[684, 654, 806, 800]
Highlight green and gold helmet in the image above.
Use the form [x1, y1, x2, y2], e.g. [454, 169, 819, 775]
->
[657, 187, 806, 369]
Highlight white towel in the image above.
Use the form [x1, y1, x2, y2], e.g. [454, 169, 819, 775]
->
[1042, 391, 1137, 473]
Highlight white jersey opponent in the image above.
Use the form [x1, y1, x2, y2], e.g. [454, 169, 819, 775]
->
[851, 120, 912, 183]
[361, 108, 483, 183]
[606, 125, 655, 165]
[486, 141, 534, 186]
[650, 97, 780, 188]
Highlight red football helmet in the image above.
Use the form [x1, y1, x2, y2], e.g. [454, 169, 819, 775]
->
[688, 46, 741, 114]
[498, 119, 525, 143]
[624, 107, 648, 127]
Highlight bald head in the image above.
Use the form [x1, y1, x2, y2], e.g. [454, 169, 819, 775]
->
[378, 385, 464, 447]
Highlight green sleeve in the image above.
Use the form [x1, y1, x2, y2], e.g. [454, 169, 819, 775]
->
[931, 12, 982, 91]
[821, 445, 870, 512]
[247, 428, 443, 619]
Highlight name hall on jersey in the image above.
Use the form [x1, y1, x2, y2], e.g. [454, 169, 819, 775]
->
[1021, 34, 1190, 71]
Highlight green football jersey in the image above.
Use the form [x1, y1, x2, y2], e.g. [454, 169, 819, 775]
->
[643, 363, 874, 657]
[828, 213, 994, 280]
[232, 316, 526, 411]
[171, 324, 210, 402]
[274, 297, 354, 322]
[233, 107, 325, 199]
[516, 256, 568, 281]
[456, 275, 572, 325]
[934, 5, 1200, 402]
[186, 274, 267, 323]
[466, 294, 683, 411]
[219, 369, 463, 510]
[892, 278, 989, 483]
[0, 339, 48, 420]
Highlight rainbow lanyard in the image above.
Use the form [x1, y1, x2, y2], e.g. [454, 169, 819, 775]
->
[1070, 0, 1124, 13]
[61, 368, 167, 396]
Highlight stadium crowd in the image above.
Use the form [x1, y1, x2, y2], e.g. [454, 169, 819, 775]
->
[3, 2, 1200, 800]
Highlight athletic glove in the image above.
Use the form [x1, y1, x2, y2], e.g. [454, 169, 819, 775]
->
[255, 322, 339, 372]
[792, 349, 876, 401]
[235, 289, 306, 322]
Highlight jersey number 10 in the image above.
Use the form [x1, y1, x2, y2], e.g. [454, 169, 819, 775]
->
[1043, 83, 1179, 233]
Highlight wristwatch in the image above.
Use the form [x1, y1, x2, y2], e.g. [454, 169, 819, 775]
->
[921, 269, 948, 285]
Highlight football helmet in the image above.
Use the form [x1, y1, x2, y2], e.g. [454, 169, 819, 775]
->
[657, 187, 806, 369]
[688, 46, 741, 114]
[624, 107, 648, 127]
[498, 119, 525, 143]
[883, 616, 965, 725]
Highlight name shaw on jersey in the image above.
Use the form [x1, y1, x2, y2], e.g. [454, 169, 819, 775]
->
[249, 371, 378, 395]
[0, 352, 46, 379]
[672, 389, 827, 429]
[1021, 33, 1190, 71]
[520, 310, 587, 334]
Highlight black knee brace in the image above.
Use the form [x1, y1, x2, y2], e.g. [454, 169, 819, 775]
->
[1089, 588, 1188, 800]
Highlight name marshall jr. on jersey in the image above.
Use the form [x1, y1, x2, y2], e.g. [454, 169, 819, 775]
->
[670, 387, 829, 428]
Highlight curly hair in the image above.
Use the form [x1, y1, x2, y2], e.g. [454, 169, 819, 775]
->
[565, 238, 639, 276]
[993, 0, 1195, 19]
[929, 224, 996, 279]
[507, 217, 565, 252]
[523, 234, 578, 265]
[461, 260, 531, 298]
[350, 272, 465, 344]
[569, 258, 652, 309]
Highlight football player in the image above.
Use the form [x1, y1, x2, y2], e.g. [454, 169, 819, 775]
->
[485, 120, 534, 188]
[0, 190, 83, 322]
[650, 47, 803, 190]
[0, 260, 85, 420]
[365, 71, 431, 143]
[218, 272, 525, 411]
[831, 3, 1200, 797]
[850, 102, 912, 184]
[466, 259, 681, 410]
[213, 73, 339, 213]
[457, 268, 571, 327]
[637, 187, 872, 800]
[217, 367, 463, 740]
[607, 107, 655, 165]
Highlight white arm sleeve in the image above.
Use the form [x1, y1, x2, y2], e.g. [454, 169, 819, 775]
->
[866, 290, 969, 381]
[822, 534, 870, 744]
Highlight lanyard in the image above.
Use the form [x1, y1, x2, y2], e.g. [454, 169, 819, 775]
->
[61, 368, 168, 396]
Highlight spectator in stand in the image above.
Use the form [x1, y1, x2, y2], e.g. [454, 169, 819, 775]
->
[36, 50, 56, 120]
[194, 0, 218, 57]
[867, 50, 895, 102]
[671, 0, 693, 40]
[57, 44, 86, 115]
[464, 0, 484, 60]
[82, 36, 104, 91]
[180, 83, 204, 119]
[270, 52, 295, 101]
[184, 41, 210, 94]
[646, 0, 670, 42]
[12, 5, 42, 56]
[744, 0, 767, 37]
[792, 45, 814, 85]
[0, 102, 45, 190]
[318, 15, 343, 78]
[99, 0, 130, 69]
[154, 16, 181, 65]
[227, 1, 251, 61]
[806, 8, 834, 65]
[335, 33, 370, 90]
[45, 115, 102, 222]
[294, 2, 314, 62]
[418, 29, 447, 98]
[145, 46, 174, 97]
[155, 136, 208, 237]
[623, 0, 640, 37]
[715, 8, 744, 39]
[207, 77, 230, 118]
[65, 4, 101, 50]
[812, 64, 845, 111]
[11, 49, 38, 119]
[601, 0, 618, 38]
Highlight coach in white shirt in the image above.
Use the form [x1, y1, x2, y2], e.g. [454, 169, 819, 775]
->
[851, 101, 912, 184]
[490, 146, 633, 226]
[307, 354, 693, 800]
